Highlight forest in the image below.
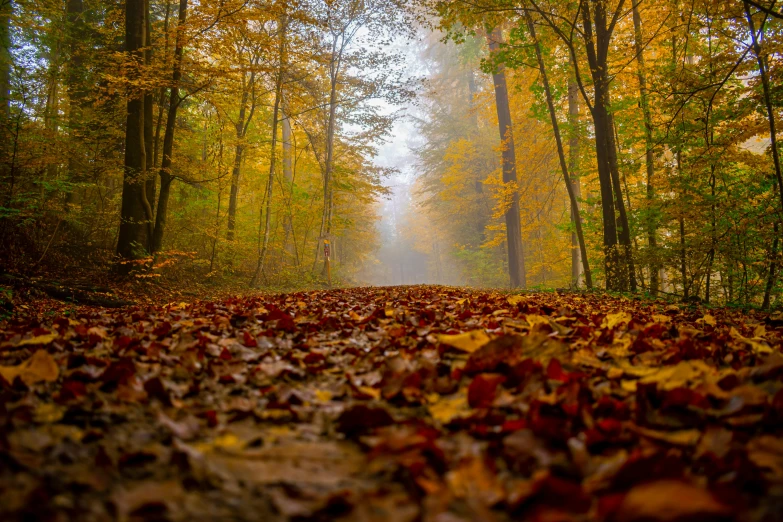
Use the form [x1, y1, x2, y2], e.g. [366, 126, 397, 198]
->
[2, 1, 783, 521]
[0, 0, 780, 309]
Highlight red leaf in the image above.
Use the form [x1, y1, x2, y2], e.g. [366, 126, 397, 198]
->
[468, 374, 506, 408]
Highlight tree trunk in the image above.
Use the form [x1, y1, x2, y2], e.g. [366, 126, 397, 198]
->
[251, 15, 287, 287]
[745, 1, 783, 308]
[117, 0, 153, 268]
[607, 113, 636, 291]
[0, 0, 10, 123]
[152, 0, 172, 171]
[321, 39, 341, 276]
[525, 12, 591, 289]
[227, 140, 244, 241]
[151, 0, 187, 254]
[0, 0, 12, 203]
[226, 65, 255, 242]
[632, 0, 659, 295]
[281, 109, 295, 257]
[579, 0, 626, 291]
[488, 27, 525, 289]
[64, 0, 87, 210]
[568, 77, 583, 288]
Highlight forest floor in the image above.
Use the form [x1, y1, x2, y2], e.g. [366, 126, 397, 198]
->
[1, 285, 782, 522]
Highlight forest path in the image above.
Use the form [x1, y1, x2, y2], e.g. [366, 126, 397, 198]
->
[1, 285, 782, 521]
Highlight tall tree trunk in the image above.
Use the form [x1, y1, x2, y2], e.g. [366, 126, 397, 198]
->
[116, 0, 152, 268]
[0, 0, 12, 205]
[488, 27, 525, 289]
[251, 15, 287, 287]
[632, 0, 659, 295]
[226, 60, 256, 242]
[579, 0, 626, 291]
[281, 109, 295, 257]
[525, 12, 591, 289]
[676, 150, 688, 299]
[64, 0, 87, 210]
[568, 77, 583, 288]
[151, 0, 187, 254]
[227, 137, 244, 241]
[0, 0, 10, 123]
[153, 0, 172, 171]
[144, 8, 155, 217]
[321, 38, 341, 276]
[607, 113, 636, 291]
[745, 1, 782, 308]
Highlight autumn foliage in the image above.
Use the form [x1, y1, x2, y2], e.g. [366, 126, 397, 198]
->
[2, 286, 783, 520]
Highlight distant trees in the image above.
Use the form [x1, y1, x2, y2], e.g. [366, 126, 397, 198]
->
[413, 0, 783, 305]
[0, 0, 412, 285]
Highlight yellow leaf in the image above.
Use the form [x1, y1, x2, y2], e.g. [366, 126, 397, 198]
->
[621, 380, 638, 392]
[729, 327, 772, 355]
[652, 314, 671, 324]
[702, 315, 717, 327]
[358, 386, 381, 399]
[212, 433, 244, 452]
[0, 350, 59, 385]
[605, 312, 632, 329]
[427, 389, 469, 424]
[637, 360, 716, 390]
[507, 295, 524, 306]
[437, 330, 490, 353]
[753, 324, 767, 338]
[314, 390, 332, 402]
[526, 314, 551, 329]
[17, 333, 58, 347]
[34, 403, 65, 423]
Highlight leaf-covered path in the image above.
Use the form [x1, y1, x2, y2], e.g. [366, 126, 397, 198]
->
[1, 286, 783, 521]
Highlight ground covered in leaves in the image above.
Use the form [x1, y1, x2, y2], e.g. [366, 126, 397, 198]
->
[2, 285, 783, 522]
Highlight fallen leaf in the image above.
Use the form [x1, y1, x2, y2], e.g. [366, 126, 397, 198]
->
[437, 330, 490, 353]
[612, 480, 730, 522]
[605, 312, 632, 329]
[428, 389, 470, 424]
[507, 295, 525, 306]
[17, 333, 59, 347]
[0, 350, 59, 385]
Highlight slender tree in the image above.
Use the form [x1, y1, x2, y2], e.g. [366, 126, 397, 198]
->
[524, 12, 592, 288]
[488, 26, 525, 288]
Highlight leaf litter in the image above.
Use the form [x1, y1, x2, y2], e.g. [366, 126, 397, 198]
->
[1, 285, 782, 521]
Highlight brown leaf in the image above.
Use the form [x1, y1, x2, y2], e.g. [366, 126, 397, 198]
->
[0, 350, 59, 385]
[612, 480, 731, 522]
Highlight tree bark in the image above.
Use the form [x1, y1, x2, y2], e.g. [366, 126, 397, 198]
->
[151, 0, 187, 254]
[578, 0, 626, 291]
[0, 0, 10, 123]
[64, 0, 86, 209]
[116, 0, 153, 268]
[488, 27, 525, 289]
[525, 12, 591, 289]
[607, 113, 636, 291]
[144, 5, 155, 215]
[153, 0, 172, 171]
[0, 0, 12, 198]
[320, 36, 342, 276]
[745, 0, 782, 308]
[226, 61, 256, 242]
[632, 0, 660, 295]
[281, 109, 296, 257]
[568, 77, 583, 288]
[251, 14, 287, 287]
